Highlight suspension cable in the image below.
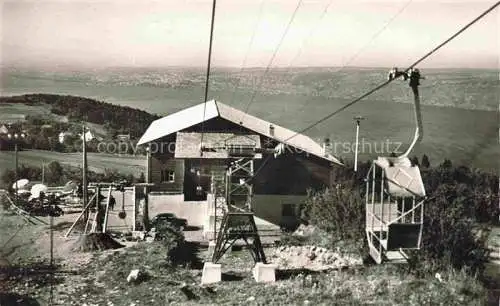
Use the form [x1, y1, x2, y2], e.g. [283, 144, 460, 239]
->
[249, 1, 500, 181]
[239, 0, 303, 124]
[286, 0, 336, 69]
[283, 1, 500, 144]
[200, 0, 217, 155]
[229, 0, 266, 110]
[293, 0, 412, 116]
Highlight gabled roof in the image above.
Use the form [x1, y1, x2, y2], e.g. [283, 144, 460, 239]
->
[138, 100, 342, 164]
[138, 102, 218, 145]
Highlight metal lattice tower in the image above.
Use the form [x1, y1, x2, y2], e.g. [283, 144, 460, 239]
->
[210, 172, 227, 241]
[226, 158, 254, 212]
[209, 140, 268, 264]
[211, 212, 267, 264]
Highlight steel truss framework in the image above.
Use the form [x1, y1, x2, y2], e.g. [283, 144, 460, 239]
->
[226, 157, 254, 211]
[211, 212, 267, 264]
[209, 150, 267, 264]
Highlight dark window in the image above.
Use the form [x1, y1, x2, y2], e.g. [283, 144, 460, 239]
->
[282, 204, 295, 217]
[161, 170, 175, 183]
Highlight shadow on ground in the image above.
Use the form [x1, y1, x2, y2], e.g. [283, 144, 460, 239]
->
[0, 293, 40, 306]
[276, 268, 323, 281]
[0, 262, 80, 289]
[50, 221, 75, 231]
[184, 226, 202, 231]
[221, 271, 245, 281]
[169, 241, 204, 270]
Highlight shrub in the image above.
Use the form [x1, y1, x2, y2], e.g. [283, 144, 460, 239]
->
[407, 181, 491, 276]
[154, 220, 200, 268]
[303, 158, 495, 277]
[155, 220, 184, 244]
[421, 165, 499, 224]
[303, 183, 364, 242]
[301, 181, 365, 255]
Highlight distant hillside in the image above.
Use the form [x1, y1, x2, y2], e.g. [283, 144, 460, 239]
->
[3, 67, 496, 111]
[0, 94, 160, 138]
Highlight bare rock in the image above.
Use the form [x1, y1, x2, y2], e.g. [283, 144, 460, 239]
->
[127, 269, 142, 283]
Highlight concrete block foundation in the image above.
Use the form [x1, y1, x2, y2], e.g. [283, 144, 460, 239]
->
[253, 262, 277, 283]
[201, 262, 221, 284]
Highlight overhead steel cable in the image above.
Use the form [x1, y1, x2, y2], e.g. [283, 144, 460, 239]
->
[200, 0, 217, 155]
[248, 1, 500, 182]
[238, 0, 335, 185]
[282, 1, 500, 145]
[293, 0, 413, 116]
[229, 0, 267, 109]
[248, 0, 413, 181]
[287, 0, 336, 68]
[239, 0, 304, 124]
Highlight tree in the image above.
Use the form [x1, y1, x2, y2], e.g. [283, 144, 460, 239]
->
[421, 154, 430, 168]
[410, 156, 420, 167]
[441, 159, 453, 169]
[33, 135, 50, 150]
[46, 161, 64, 185]
[125, 174, 135, 185]
[137, 172, 145, 183]
[1, 169, 16, 188]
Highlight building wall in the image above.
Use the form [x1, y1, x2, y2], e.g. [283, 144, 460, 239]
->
[148, 193, 207, 226]
[150, 134, 185, 193]
[252, 194, 307, 226]
[147, 117, 335, 195]
[143, 117, 334, 230]
[147, 193, 306, 229]
[151, 157, 185, 193]
[253, 153, 332, 195]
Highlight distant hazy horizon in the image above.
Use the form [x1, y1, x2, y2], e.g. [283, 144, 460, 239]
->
[3, 64, 499, 71]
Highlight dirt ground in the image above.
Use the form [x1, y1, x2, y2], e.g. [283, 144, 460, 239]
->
[1, 203, 498, 305]
[0, 204, 138, 305]
[0, 203, 364, 305]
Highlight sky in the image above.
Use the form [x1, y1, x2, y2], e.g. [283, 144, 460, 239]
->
[1, 0, 498, 69]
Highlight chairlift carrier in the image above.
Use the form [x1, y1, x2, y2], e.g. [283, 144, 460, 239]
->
[365, 68, 426, 264]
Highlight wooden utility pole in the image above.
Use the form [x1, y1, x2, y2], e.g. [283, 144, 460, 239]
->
[146, 144, 151, 184]
[82, 125, 89, 222]
[14, 142, 18, 206]
[102, 186, 111, 233]
[42, 162, 45, 185]
[353, 116, 364, 172]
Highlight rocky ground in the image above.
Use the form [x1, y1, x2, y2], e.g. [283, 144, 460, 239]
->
[0, 202, 492, 305]
[269, 245, 363, 271]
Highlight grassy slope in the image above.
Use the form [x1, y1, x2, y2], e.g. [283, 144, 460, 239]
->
[0, 102, 68, 123]
[0, 149, 145, 175]
[0, 95, 151, 176]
